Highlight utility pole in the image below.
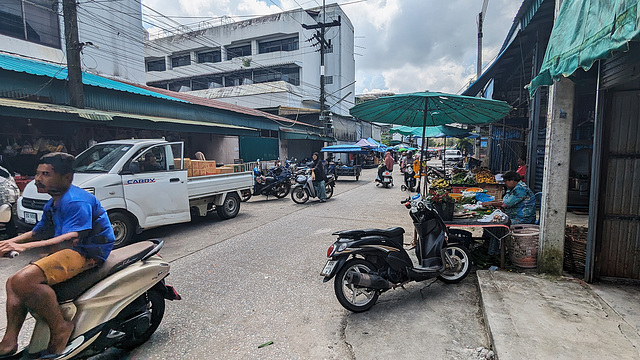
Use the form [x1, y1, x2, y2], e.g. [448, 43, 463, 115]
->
[302, 1, 341, 135]
[63, 0, 84, 108]
[477, 0, 489, 80]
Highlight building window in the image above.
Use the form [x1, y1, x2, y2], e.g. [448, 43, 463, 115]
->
[324, 76, 333, 85]
[169, 80, 191, 92]
[197, 50, 221, 63]
[258, 36, 299, 54]
[0, 0, 61, 48]
[253, 65, 300, 86]
[260, 129, 278, 138]
[171, 54, 191, 68]
[146, 59, 166, 72]
[191, 75, 223, 90]
[226, 44, 251, 60]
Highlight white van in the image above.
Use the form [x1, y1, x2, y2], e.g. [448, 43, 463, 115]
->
[444, 149, 463, 163]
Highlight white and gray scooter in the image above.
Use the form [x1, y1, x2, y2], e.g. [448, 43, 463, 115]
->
[1, 238, 180, 360]
[290, 170, 335, 204]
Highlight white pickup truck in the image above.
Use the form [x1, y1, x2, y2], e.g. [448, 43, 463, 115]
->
[16, 139, 253, 247]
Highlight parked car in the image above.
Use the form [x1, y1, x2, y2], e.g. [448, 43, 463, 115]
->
[444, 149, 463, 164]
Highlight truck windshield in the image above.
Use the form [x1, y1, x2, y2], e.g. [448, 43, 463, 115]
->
[74, 144, 132, 173]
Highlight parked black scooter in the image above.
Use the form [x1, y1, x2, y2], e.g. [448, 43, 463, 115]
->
[400, 163, 416, 192]
[241, 165, 291, 201]
[321, 194, 471, 312]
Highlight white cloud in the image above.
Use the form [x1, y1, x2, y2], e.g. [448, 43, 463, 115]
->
[141, 0, 520, 95]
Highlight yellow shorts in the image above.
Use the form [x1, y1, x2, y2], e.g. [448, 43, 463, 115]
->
[32, 249, 98, 286]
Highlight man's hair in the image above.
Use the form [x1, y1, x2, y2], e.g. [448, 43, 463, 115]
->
[503, 171, 521, 182]
[39, 152, 75, 175]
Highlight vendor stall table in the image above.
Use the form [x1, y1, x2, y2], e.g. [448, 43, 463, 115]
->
[444, 217, 511, 268]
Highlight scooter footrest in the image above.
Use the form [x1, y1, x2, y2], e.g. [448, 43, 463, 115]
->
[413, 265, 443, 272]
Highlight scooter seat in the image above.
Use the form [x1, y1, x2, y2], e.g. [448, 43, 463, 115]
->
[52, 241, 157, 303]
[333, 227, 405, 239]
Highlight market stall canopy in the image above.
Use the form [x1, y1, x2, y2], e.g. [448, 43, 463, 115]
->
[528, 0, 640, 97]
[355, 137, 387, 152]
[349, 91, 511, 127]
[389, 125, 478, 138]
[320, 145, 368, 154]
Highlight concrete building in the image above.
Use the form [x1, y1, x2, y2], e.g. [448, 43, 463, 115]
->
[0, 0, 146, 84]
[144, 4, 355, 118]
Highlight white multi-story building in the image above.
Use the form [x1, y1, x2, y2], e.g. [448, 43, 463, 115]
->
[0, 0, 146, 84]
[144, 4, 355, 117]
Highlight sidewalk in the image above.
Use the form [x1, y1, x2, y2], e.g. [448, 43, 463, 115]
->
[477, 270, 640, 360]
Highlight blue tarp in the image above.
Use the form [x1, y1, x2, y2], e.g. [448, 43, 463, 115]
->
[320, 145, 368, 154]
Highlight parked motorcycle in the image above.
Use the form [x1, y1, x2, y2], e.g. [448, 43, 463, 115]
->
[321, 194, 471, 312]
[290, 170, 335, 204]
[241, 165, 292, 201]
[400, 163, 416, 192]
[1, 239, 181, 359]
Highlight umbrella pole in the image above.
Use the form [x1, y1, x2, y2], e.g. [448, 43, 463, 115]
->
[419, 108, 427, 195]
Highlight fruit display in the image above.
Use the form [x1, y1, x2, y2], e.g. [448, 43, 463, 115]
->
[430, 178, 451, 189]
[451, 170, 477, 185]
[473, 168, 497, 184]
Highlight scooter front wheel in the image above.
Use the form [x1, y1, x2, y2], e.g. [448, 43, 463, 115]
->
[334, 258, 379, 312]
[439, 245, 472, 284]
[291, 187, 309, 204]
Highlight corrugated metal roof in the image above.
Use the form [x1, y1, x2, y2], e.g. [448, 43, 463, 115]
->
[0, 97, 255, 130]
[0, 53, 184, 102]
[125, 81, 318, 128]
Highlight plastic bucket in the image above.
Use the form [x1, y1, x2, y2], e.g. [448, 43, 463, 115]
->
[509, 224, 539, 268]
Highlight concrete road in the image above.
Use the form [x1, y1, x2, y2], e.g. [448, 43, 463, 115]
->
[0, 168, 490, 359]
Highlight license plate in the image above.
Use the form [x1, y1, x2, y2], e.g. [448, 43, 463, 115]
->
[383, 178, 390, 182]
[24, 211, 37, 225]
[321, 260, 338, 276]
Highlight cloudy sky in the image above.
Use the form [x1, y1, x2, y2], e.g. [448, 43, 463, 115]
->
[142, 0, 521, 95]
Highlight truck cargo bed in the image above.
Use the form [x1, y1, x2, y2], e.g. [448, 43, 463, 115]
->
[187, 171, 253, 200]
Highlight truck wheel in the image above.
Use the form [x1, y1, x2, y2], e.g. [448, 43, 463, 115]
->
[216, 192, 241, 219]
[109, 212, 134, 248]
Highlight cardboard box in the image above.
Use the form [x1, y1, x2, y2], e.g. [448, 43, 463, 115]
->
[191, 160, 206, 170]
[206, 167, 219, 175]
[217, 167, 234, 174]
[187, 169, 193, 177]
[173, 158, 191, 170]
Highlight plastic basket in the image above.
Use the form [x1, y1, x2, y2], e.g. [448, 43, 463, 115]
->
[509, 224, 539, 268]
[475, 193, 495, 202]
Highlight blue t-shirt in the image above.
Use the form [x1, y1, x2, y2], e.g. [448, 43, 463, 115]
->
[502, 181, 536, 224]
[33, 185, 115, 262]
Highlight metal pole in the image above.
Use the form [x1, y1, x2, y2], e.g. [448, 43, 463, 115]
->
[63, 0, 84, 108]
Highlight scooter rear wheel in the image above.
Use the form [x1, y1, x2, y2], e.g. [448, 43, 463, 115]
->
[240, 189, 252, 202]
[116, 290, 165, 351]
[274, 183, 290, 198]
[334, 258, 379, 312]
[325, 184, 334, 199]
[438, 245, 472, 284]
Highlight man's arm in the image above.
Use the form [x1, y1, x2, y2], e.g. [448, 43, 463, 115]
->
[0, 232, 79, 254]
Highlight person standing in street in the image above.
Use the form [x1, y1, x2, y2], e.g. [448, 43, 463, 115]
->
[312, 152, 327, 202]
[0, 152, 115, 358]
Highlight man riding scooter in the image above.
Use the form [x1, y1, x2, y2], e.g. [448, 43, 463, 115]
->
[0, 152, 115, 358]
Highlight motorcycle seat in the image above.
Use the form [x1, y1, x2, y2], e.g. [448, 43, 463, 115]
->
[52, 241, 157, 303]
[333, 227, 405, 239]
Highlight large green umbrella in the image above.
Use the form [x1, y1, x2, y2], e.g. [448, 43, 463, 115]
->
[349, 91, 511, 127]
[351, 91, 511, 193]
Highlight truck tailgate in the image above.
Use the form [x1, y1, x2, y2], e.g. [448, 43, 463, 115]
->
[187, 171, 253, 200]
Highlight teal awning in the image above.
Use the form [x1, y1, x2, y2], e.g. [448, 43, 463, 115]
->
[529, 0, 640, 96]
[389, 125, 477, 138]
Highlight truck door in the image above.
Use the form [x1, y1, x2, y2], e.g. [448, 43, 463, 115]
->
[121, 142, 190, 228]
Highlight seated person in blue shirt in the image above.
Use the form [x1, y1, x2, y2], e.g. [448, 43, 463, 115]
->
[0, 152, 115, 357]
[482, 171, 536, 224]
